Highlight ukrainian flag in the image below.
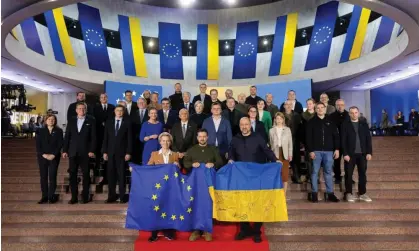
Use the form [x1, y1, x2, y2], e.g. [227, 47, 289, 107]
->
[118, 15, 147, 78]
[11, 27, 19, 40]
[212, 162, 288, 222]
[269, 13, 298, 76]
[196, 24, 219, 80]
[340, 5, 371, 63]
[44, 8, 76, 66]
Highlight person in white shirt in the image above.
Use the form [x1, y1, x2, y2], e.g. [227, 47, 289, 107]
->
[124, 90, 138, 116]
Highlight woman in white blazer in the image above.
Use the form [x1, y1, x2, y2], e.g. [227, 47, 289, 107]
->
[269, 112, 293, 194]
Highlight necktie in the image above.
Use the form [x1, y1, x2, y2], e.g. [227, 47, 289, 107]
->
[115, 120, 120, 136]
[182, 124, 187, 138]
[140, 110, 144, 122]
[185, 103, 188, 110]
[164, 111, 168, 123]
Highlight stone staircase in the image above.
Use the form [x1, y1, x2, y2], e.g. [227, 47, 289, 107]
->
[2, 137, 419, 250]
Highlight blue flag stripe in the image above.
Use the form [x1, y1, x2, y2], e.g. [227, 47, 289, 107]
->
[20, 17, 44, 55]
[196, 24, 208, 80]
[78, 3, 112, 73]
[372, 16, 395, 51]
[340, 5, 362, 63]
[305, 1, 339, 71]
[269, 15, 287, 76]
[118, 15, 136, 76]
[44, 10, 66, 63]
[232, 21, 259, 79]
[159, 22, 184, 79]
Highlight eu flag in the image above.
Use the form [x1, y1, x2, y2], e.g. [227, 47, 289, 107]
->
[232, 21, 259, 79]
[78, 3, 112, 73]
[126, 164, 214, 233]
[159, 22, 184, 79]
[304, 1, 339, 71]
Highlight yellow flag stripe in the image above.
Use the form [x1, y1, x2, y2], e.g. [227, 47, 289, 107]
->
[280, 13, 298, 75]
[52, 8, 76, 66]
[11, 28, 19, 40]
[349, 8, 371, 61]
[207, 24, 219, 80]
[129, 17, 147, 77]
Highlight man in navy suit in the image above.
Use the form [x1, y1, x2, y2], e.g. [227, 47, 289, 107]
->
[158, 98, 179, 132]
[180, 92, 195, 115]
[202, 102, 232, 163]
[192, 83, 212, 114]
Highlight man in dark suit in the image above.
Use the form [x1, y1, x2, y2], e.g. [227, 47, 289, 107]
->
[102, 105, 132, 203]
[171, 108, 198, 166]
[169, 83, 183, 111]
[67, 92, 92, 122]
[209, 89, 226, 110]
[180, 92, 195, 114]
[279, 90, 304, 114]
[221, 89, 238, 110]
[222, 97, 244, 136]
[158, 98, 179, 132]
[245, 86, 264, 107]
[192, 83, 212, 114]
[131, 97, 149, 164]
[284, 100, 303, 183]
[124, 90, 138, 120]
[63, 102, 96, 204]
[93, 93, 115, 185]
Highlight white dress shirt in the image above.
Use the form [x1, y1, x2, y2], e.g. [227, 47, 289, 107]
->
[159, 149, 172, 164]
[77, 116, 86, 132]
[126, 101, 132, 115]
[102, 103, 108, 110]
[212, 116, 222, 146]
[258, 110, 264, 121]
[275, 127, 284, 147]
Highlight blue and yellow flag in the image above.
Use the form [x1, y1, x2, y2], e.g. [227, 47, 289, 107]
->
[20, 17, 44, 55]
[372, 16, 395, 51]
[212, 162, 288, 222]
[340, 5, 371, 63]
[78, 3, 112, 73]
[44, 8, 76, 66]
[118, 15, 147, 77]
[126, 164, 214, 233]
[232, 21, 259, 79]
[158, 22, 184, 79]
[196, 24, 219, 80]
[269, 13, 298, 76]
[305, 1, 339, 71]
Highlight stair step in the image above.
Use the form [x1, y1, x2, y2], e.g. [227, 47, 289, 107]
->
[1, 243, 134, 251]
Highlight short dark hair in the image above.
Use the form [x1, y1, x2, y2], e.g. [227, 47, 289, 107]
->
[316, 102, 326, 108]
[197, 128, 208, 135]
[115, 104, 125, 110]
[288, 90, 296, 94]
[248, 105, 257, 112]
[226, 97, 235, 101]
[125, 90, 133, 94]
[349, 106, 359, 111]
[44, 114, 58, 127]
[76, 91, 85, 96]
[306, 98, 316, 103]
[161, 97, 170, 104]
[250, 85, 257, 89]
[211, 102, 221, 108]
[210, 89, 218, 94]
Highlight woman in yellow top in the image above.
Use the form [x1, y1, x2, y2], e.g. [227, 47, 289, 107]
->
[256, 100, 272, 135]
[147, 132, 179, 243]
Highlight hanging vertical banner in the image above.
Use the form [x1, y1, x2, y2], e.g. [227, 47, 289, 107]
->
[196, 24, 219, 80]
[159, 22, 184, 79]
[372, 16, 395, 51]
[20, 17, 44, 55]
[232, 21, 259, 79]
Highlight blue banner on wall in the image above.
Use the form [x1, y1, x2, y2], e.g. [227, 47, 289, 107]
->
[232, 21, 259, 79]
[158, 22, 184, 80]
[104, 81, 163, 105]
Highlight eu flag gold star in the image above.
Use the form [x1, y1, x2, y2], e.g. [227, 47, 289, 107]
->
[181, 178, 185, 184]
[164, 175, 169, 181]
[174, 172, 179, 178]
[154, 205, 160, 212]
[190, 196, 194, 201]
[187, 185, 192, 191]
[155, 183, 161, 189]
[151, 194, 158, 200]
[180, 215, 185, 221]
[171, 215, 177, 220]
[161, 212, 166, 218]
[187, 208, 192, 213]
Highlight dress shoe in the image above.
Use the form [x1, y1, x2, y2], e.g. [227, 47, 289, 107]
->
[68, 199, 78, 204]
[49, 195, 59, 204]
[189, 230, 201, 241]
[164, 231, 175, 241]
[324, 193, 340, 203]
[311, 192, 318, 203]
[80, 198, 89, 204]
[119, 198, 128, 204]
[234, 231, 249, 241]
[253, 235, 262, 243]
[203, 232, 212, 242]
[148, 234, 158, 242]
[37, 198, 48, 204]
[105, 198, 118, 204]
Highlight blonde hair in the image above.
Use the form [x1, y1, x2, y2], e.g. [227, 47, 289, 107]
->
[273, 112, 286, 126]
[158, 132, 173, 144]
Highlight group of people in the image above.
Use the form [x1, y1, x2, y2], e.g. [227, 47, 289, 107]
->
[35, 82, 374, 243]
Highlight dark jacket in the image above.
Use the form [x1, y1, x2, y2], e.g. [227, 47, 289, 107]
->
[211, 99, 226, 110]
[221, 99, 238, 111]
[305, 115, 340, 153]
[93, 103, 115, 151]
[171, 121, 198, 153]
[190, 113, 208, 129]
[131, 108, 149, 138]
[245, 95, 264, 107]
[329, 110, 350, 133]
[126, 101, 138, 121]
[192, 94, 212, 114]
[169, 92, 184, 111]
[157, 109, 179, 132]
[63, 115, 96, 157]
[202, 116, 232, 155]
[222, 109, 244, 136]
[251, 119, 268, 143]
[341, 120, 372, 156]
[279, 100, 304, 114]
[102, 117, 133, 157]
[180, 102, 195, 114]
[284, 111, 302, 141]
[229, 132, 277, 164]
[67, 102, 93, 122]
[36, 127, 63, 157]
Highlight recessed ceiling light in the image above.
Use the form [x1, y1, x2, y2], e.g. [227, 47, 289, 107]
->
[224, 0, 237, 5]
[263, 39, 268, 45]
[148, 40, 154, 48]
[179, 0, 195, 8]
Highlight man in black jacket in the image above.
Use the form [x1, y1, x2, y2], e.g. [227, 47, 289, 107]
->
[245, 85, 264, 107]
[169, 83, 183, 111]
[157, 98, 179, 132]
[222, 97, 244, 136]
[93, 93, 115, 185]
[180, 92, 195, 114]
[171, 109, 198, 166]
[306, 103, 340, 203]
[124, 90, 138, 120]
[279, 90, 304, 114]
[63, 102, 96, 204]
[228, 117, 278, 243]
[192, 83, 212, 114]
[67, 92, 92, 122]
[341, 106, 373, 203]
[329, 99, 350, 183]
[102, 105, 132, 203]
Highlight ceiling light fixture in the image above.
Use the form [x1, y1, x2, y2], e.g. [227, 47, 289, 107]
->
[224, 0, 237, 5]
[225, 44, 230, 49]
[148, 40, 154, 48]
[263, 39, 268, 45]
[179, 0, 195, 8]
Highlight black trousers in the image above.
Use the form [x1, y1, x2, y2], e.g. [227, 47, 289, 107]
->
[38, 156, 60, 199]
[69, 155, 90, 201]
[240, 222, 263, 236]
[108, 155, 126, 201]
[344, 153, 367, 195]
[333, 150, 343, 180]
[291, 140, 301, 180]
